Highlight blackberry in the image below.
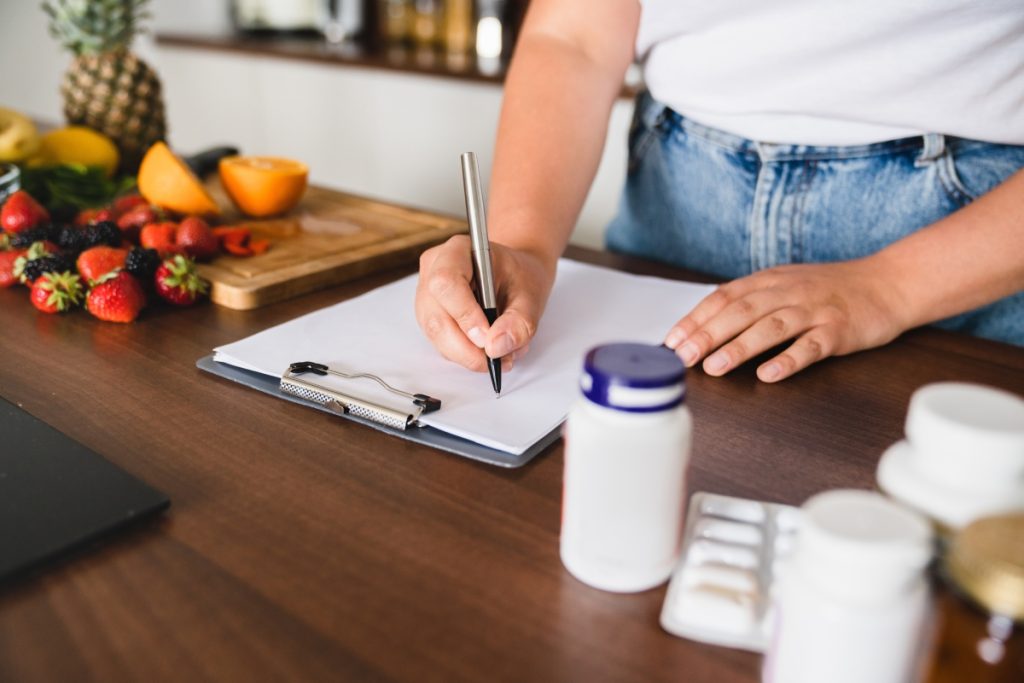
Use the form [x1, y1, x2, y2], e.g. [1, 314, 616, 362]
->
[82, 221, 121, 249]
[125, 247, 161, 280]
[56, 224, 89, 253]
[9, 223, 58, 249]
[21, 253, 74, 283]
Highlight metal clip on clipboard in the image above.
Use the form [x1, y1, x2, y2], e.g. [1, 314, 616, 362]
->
[279, 361, 442, 431]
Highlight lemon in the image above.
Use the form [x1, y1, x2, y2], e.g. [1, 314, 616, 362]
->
[35, 126, 120, 177]
[0, 108, 41, 163]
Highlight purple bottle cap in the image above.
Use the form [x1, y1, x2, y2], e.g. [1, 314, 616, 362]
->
[580, 343, 686, 413]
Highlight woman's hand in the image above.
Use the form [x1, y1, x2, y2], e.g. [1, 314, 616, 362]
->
[664, 257, 909, 382]
[416, 235, 556, 372]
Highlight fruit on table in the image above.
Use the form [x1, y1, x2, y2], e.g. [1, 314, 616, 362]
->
[155, 254, 208, 306]
[14, 242, 74, 285]
[44, 0, 166, 173]
[138, 142, 219, 216]
[212, 225, 270, 257]
[52, 221, 121, 254]
[124, 246, 160, 280]
[116, 202, 159, 240]
[86, 270, 145, 322]
[0, 249, 28, 288]
[75, 207, 115, 225]
[218, 156, 307, 218]
[1, 190, 50, 234]
[33, 126, 120, 177]
[139, 221, 180, 256]
[175, 216, 218, 260]
[30, 271, 83, 314]
[77, 245, 128, 282]
[0, 108, 41, 163]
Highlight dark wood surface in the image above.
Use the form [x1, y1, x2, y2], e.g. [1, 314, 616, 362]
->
[1, 243, 1022, 682]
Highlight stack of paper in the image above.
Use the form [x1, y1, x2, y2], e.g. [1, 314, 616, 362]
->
[213, 260, 715, 455]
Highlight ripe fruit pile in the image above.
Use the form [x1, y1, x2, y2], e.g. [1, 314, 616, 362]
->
[0, 187, 262, 322]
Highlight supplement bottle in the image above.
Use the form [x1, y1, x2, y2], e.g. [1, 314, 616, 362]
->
[764, 489, 933, 683]
[560, 342, 691, 593]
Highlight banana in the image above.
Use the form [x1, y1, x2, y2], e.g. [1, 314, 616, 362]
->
[0, 108, 41, 163]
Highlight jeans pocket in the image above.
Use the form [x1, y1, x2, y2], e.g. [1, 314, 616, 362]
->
[935, 150, 978, 206]
[627, 94, 669, 174]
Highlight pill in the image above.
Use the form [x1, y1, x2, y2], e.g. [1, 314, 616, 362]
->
[774, 507, 802, 533]
[700, 496, 766, 524]
[688, 539, 760, 569]
[670, 584, 757, 633]
[695, 518, 764, 546]
[683, 563, 761, 595]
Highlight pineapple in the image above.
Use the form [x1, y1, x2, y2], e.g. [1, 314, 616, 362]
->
[44, 0, 167, 173]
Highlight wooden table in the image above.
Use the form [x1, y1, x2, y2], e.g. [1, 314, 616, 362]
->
[1, 243, 1022, 682]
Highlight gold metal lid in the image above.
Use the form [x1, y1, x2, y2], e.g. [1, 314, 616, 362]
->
[946, 513, 1024, 620]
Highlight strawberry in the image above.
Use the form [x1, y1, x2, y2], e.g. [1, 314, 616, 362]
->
[175, 216, 219, 260]
[212, 225, 267, 257]
[30, 271, 83, 314]
[116, 203, 159, 240]
[112, 194, 148, 217]
[77, 246, 129, 282]
[75, 207, 115, 226]
[86, 270, 146, 323]
[140, 221, 181, 256]
[154, 255, 209, 306]
[1, 191, 50, 234]
[0, 249, 27, 288]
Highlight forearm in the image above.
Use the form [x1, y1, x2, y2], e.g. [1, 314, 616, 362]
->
[487, 0, 639, 266]
[876, 169, 1024, 329]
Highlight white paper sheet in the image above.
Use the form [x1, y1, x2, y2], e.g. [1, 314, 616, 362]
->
[213, 259, 716, 455]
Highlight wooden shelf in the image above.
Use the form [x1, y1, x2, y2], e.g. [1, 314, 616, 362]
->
[156, 32, 511, 86]
[155, 32, 640, 98]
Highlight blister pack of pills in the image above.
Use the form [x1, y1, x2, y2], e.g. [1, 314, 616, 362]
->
[660, 492, 802, 652]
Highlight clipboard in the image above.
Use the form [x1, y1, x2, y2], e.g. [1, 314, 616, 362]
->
[196, 355, 560, 468]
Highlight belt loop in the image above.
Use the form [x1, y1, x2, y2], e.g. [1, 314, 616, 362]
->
[917, 133, 946, 165]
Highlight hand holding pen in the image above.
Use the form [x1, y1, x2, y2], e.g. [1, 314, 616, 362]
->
[413, 158, 557, 381]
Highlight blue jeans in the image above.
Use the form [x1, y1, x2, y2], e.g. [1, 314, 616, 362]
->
[607, 91, 1024, 346]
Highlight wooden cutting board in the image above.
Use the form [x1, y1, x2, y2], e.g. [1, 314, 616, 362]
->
[195, 180, 465, 310]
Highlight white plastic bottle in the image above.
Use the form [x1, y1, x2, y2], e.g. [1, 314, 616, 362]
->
[560, 342, 692, 593]
[763, 490, 934, 683]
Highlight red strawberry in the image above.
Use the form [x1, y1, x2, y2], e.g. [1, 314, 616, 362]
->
[117, 204, 159, 240]
[1, 191, 50, 234]
[77, 246, 129, 282]
[75, 207, 115, 226]
[154, 255, 209, 306]
[175, 216, 219, 260]
[140, 221, 181, 256]
[86, 270, 146, 323]
[0, 249, 27, 287]
[30, 271, 84, 314]
[112, 194, 148, 217]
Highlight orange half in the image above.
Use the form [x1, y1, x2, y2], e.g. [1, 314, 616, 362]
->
[137, 141, 220, 216]
[218, 156, 308, 218]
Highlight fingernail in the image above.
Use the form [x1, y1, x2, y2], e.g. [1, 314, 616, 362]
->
[705, 352, 728, 374]
[679, 341, 700, 366]
[761, 363, 780, 381]
[467, 326, 486, 348]
[665, 328, 686, 349]
[490, 333, 514, 358]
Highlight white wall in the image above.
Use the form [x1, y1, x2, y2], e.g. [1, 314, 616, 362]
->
[0, 0, 631, 249]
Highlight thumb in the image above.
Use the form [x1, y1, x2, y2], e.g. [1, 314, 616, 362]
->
[485, 307, 537, 360]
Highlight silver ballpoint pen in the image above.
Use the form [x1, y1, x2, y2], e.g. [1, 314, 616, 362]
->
[460, 151, 501, 395]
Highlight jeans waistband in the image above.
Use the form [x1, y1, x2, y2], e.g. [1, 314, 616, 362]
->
[637, 90, 954, 163]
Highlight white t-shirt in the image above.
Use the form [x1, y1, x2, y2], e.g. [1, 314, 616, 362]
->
[637, 0, 1024, 145]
